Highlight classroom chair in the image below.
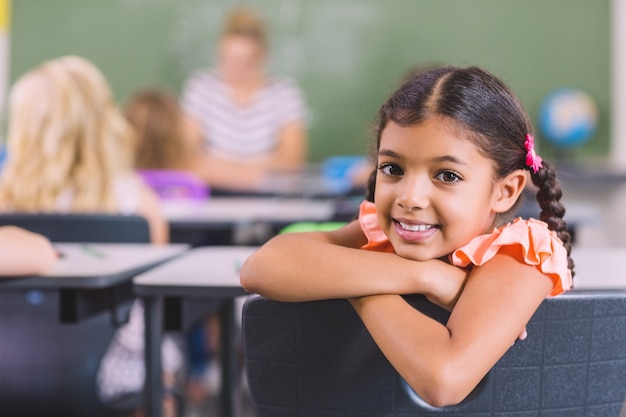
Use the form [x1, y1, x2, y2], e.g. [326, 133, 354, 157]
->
[0, 213, 151, 416]
[0, 212, 151, 243]
[242, 292, 626, 417]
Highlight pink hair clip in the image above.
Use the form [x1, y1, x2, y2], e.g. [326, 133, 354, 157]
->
[524, 134, 543, 174]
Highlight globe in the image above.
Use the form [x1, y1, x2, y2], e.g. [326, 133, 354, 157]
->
[538, 88, 598, 148]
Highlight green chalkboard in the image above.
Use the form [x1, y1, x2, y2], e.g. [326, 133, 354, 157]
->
[11, 0, 610, 162]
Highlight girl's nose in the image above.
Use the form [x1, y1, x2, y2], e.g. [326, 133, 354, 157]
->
[397, 176, 430, 211]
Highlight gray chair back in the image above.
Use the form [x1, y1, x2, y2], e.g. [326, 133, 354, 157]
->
[0, 212, 150, 242]
[243, 292, 626, 417]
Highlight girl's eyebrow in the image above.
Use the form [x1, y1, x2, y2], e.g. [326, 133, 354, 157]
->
[432, 155, 468, 165]
[378, 149, 400, 158]
[378, 149, 468, 166]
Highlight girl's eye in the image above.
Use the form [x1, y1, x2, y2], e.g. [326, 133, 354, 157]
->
[378, 163, 403, 176]
[435, 171, 461, 183]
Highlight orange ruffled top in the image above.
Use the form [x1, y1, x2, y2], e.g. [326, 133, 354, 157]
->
[358, 201, 572, 297]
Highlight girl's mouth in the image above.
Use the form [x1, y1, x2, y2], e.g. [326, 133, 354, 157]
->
[393, 219, 440, 242]
[397, 221, 437, 232]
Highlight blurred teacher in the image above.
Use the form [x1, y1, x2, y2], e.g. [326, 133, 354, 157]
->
[181, 7, 308, 176]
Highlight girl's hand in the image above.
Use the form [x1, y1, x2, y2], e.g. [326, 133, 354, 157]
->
[419, 260, 528, 341]
[422, 260, 469, 311]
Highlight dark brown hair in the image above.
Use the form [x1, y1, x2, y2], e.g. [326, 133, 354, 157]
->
[366, 66, 574, 274]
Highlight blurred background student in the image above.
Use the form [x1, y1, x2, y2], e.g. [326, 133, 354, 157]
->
[0, 56, 168, 244]
[125, 88, 264, 192]
[180, 7, 309, 182]
[0, 55, 181, 417]
[124, 87, 232, 411]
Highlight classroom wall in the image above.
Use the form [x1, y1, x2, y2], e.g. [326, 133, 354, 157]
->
[10, 0, 610, 162]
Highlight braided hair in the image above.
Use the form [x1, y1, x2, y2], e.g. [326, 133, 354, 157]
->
[365, 66, 574, 275]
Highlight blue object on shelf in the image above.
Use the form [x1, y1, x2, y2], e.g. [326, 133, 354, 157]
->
[321, 155, 368, 195]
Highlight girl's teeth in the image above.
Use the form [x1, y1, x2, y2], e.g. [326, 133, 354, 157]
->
[399, 222, 433, 232]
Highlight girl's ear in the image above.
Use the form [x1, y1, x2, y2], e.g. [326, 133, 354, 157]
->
[492, 169, 528, 213]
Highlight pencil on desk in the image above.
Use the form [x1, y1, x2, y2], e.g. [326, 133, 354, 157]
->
[80, 244, 106, 258]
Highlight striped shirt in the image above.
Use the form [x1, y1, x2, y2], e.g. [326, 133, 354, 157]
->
[181, 70, 307, 160]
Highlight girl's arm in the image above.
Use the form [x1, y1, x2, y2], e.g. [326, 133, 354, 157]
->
[349, 246, 553, 407]
[0, 226, 58, 275]
[240, 221, 467, 305]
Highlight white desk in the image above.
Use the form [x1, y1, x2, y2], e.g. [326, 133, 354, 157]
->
[571, 247, 626, 291]
[1, 243, 188, 288]
[0, 243, 189, 322]
[162, 197, 336, 226]
[134, 246, 252, 293]
[134, 246, 255, 417]
[164, 197, 346, 246]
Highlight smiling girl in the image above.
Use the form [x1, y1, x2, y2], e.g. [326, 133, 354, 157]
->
[240, 66, 573, 407]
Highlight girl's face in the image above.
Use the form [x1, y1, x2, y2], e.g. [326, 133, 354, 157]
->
[375, 118, 503, 261]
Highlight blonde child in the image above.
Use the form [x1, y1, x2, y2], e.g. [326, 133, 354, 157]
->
[0, 56, 167, 243]
[0, 56, 180, 415]
[241, 66, 573, 407]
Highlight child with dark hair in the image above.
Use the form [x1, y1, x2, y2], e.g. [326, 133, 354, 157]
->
[241, 66, 573, 407]
[126, 88, 267, 193]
